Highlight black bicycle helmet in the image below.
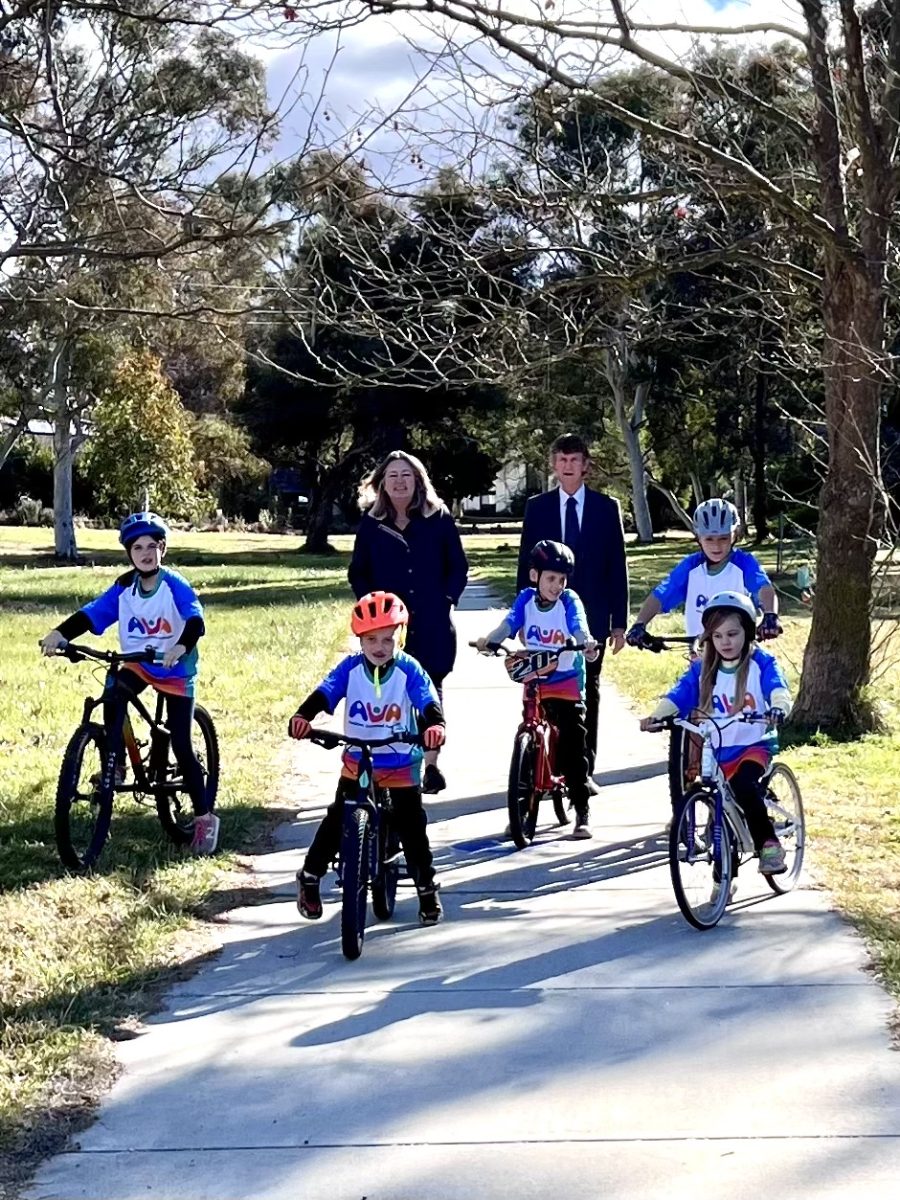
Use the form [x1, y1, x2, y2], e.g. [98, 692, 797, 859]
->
[530, 539, 575, 575]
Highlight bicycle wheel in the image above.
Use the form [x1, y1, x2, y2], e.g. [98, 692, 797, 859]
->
[507, 731, 539, 848]
[764, 763, 806, 894]
[55, 723, 114, 872]
[341, 807, 370, 960]
[552, 785, 569, 826]
[156, 704, 220, 844]
[669, 786, 733, 930]
[667, 725, 693, 813]
[371, 807, 401, 920]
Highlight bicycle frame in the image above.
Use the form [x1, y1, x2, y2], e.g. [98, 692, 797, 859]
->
[519, 679, 564, 795]
[339, 744, 395, 885]
[79, 665, 173, 799]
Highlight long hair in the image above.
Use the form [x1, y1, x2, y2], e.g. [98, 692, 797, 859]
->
[360, 450, 443, 520]
[698, 609, 754, 715]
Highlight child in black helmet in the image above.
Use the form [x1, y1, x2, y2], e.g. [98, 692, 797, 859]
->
[476, 540, 599, 839]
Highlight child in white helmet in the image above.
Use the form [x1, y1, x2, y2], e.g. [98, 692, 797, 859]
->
[639, 591, 792, 875]
[625, 499, 781, 645]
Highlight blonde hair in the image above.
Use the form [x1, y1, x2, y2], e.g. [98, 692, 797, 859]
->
[698, 609, 753, 715]
[360, 450, 443, 520]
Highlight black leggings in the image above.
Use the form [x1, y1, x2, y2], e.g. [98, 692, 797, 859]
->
[303, 779, 435, 891]
[542, 697, 590, 811]
[729, 761, 776, 851]
[104, 672, 209, 816]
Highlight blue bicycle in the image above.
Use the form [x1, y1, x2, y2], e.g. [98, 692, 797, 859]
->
[307, 729, 419, 960]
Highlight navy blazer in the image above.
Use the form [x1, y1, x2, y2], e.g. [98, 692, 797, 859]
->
[348, 508, 468, 684]
[516, 487, 629, 637]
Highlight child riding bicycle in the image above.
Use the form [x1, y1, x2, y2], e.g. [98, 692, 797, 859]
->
[288, 591, 445, 926]
[39, 511, 218, 855]
[625, 499, 781, 645]
[639, 590, 793, 875]
[476, 540, 598, 839]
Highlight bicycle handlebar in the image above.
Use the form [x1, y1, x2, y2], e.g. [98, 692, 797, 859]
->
[52, 641, 157, 666]
[646, 710, 777, 734]
[307, 729, 423, 751]
[468, 638, 589, 656]
[636, 633, 697, 653]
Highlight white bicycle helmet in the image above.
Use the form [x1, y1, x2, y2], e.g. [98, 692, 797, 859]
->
[693, 498, 738, 537]
[701, 590, 758, 638]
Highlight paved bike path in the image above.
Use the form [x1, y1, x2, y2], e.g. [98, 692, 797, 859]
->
[28, 584, 900, 1199]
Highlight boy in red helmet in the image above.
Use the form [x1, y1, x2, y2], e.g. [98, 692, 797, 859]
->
[288, 591, 446, 925]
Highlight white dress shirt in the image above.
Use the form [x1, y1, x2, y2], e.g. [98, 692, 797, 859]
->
[558, 484, 585, 539]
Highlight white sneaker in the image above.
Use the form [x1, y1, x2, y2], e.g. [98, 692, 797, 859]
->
[191, 811, 220, 856]
[572, 813, 593, 840]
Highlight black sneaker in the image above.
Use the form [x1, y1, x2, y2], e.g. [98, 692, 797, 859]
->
[422, 764, 446, 794]
[418, 884, 443, 926]
[296, 870, 323, 920]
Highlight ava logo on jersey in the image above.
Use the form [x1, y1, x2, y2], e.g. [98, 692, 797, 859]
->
[349, 700, 403, 724]
[695, 593, 708, 611]
[127, 616, 172, 636]
[526, 624, 566, 646]
[712, 691, 757, 716]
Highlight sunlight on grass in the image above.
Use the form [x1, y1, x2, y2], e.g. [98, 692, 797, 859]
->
[0, 527, 352, 1172]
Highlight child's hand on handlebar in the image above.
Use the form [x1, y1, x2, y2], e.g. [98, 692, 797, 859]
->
[40, 630, 66, 656]
[288, 714, 311, 740]
[161, 643, 186, 669]
[639, 716, 660, 732]
[423, 725, 445, 750]
[584, 638, 600, 662]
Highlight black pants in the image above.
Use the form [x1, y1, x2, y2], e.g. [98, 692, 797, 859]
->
[542, 697, 590, 813]
[304, 779, 435, 891]
[729, 761, 776, 852]
[104, 672, 209, 816]
[584, 646, 606, 774]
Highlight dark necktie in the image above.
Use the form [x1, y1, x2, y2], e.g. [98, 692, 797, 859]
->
[564, 495, 579, 550]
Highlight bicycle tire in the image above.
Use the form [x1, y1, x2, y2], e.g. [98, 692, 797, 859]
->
[155, 704, 220, 844]
[55, 723, 114, 872]
[371, 806, 400, 920]
[507, 730, 539, 849]
[669, 786, 733, 930]
[552, 785, 569, 826]
[667, 724, 692, 813]
[341, 807, 370, 960]
[763, 762, 806, 894]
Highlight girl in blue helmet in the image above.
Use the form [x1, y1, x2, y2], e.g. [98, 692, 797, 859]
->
[40, 513, 218, 855]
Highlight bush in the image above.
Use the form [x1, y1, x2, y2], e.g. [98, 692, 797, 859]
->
[14, 494, 43, 525]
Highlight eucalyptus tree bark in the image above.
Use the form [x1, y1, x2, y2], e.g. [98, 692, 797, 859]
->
[602, 333, 653, 543]
[50, 338, 78, 562]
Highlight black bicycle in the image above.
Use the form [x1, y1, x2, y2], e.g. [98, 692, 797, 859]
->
[307, 729, 418, 961]
[634, 632, 698, 811]
[51, 642, 219, 871]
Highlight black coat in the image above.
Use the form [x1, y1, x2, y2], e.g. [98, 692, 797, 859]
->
[516, 487, 629, 637]
[348, 509, 469, 684]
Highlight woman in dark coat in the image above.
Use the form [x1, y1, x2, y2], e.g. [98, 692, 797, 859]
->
[349, 450, 468, 793]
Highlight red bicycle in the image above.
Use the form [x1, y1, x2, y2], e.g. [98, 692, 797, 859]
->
[472, 640, 582, 848]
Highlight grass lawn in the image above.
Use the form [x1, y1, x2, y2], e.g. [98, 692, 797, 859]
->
[0, 526, 354, 1187]
[471, 533, 900, 1011]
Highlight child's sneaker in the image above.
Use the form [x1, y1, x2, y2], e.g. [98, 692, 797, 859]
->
[296, 870, 323, 920]
[190, 810, 220, 856]
[572, 809, 593, 840]
[758, 839, 787, 875]
[418, 884, 443, 926]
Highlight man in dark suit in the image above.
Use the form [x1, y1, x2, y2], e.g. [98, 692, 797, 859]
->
[517, 434, 629, 790]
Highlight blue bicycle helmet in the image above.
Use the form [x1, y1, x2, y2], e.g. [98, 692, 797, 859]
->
[119, 511, 170, 548]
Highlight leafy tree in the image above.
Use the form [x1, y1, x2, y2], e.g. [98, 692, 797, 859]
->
[81, 351, 199, 517]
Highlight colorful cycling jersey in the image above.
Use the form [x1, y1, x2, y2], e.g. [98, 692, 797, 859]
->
[80, 568, 203, 694]
[664, 647, 789, 769]
[652, 549, 771, 638]
[316, 651, 438, 774]
[500, 587, 591, 701]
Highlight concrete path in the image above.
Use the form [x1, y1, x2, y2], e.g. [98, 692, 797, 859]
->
[28, 588, 900, 1199]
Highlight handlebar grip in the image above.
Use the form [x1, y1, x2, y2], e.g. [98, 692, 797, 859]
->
[309, 729, 343, 750]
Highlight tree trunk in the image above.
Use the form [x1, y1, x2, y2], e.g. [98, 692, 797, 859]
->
[621, 410, 654, 543]
[751, 365, 769, 543]
[301, 479, 338, 554]
[50, 340, 78, 562]
[792, 255, 882, 732]
[0, 412, 29, 471]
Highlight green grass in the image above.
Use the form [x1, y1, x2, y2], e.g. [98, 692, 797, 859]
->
[471, 532, 900, 1006]
[0, 526, 354, 1185]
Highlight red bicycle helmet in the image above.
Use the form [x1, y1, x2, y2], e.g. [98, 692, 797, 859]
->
[351, 591, 409, 635]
